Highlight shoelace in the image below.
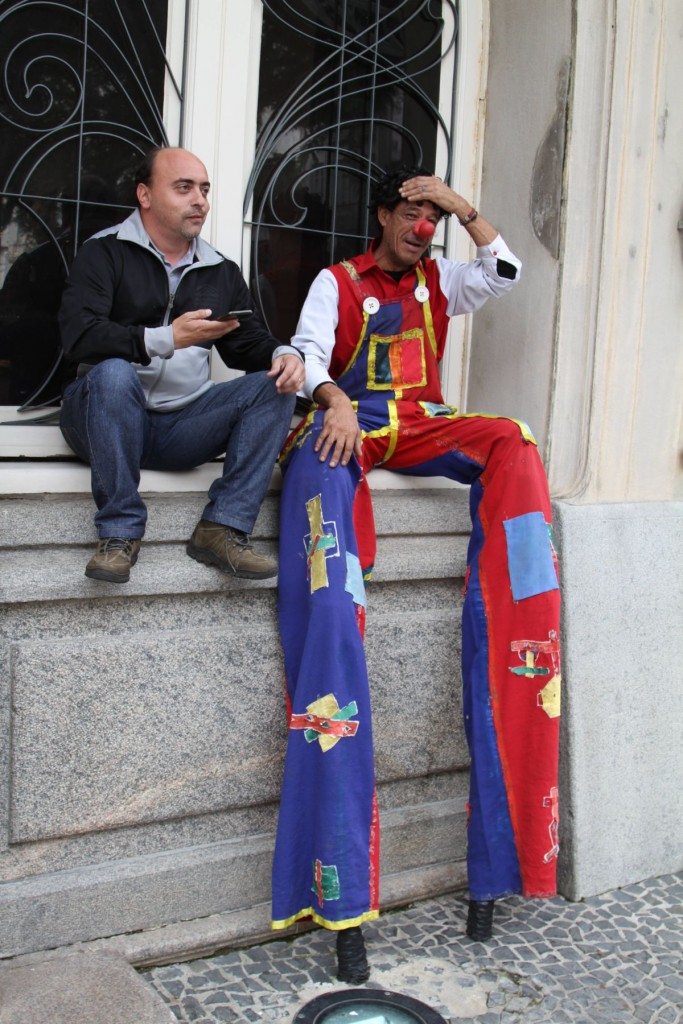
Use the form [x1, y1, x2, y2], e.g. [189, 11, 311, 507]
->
[100, 538, 136, 554]
[226, 528, 252, 550]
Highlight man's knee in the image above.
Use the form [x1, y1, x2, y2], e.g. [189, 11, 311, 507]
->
[87, 358, 139, 386]
[84, 359, 144, 405]
[219, 371, 295, 416]
[484, 418, 540, 461]
[284, 436, 360, 500]
[253, 376, 297, 433]
[260, 373, 297, 416]
[492, 418, 528, 443]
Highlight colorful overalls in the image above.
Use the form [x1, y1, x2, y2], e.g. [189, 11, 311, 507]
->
[271, 252, 560, 931]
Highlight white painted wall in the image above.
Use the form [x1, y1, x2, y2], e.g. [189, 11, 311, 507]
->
[466, 0, 573, 460]
[470, 1, 683, 505]
[579, 0, 683, 503]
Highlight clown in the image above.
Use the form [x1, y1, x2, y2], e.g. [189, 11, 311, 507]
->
[272, 165, 561, 982]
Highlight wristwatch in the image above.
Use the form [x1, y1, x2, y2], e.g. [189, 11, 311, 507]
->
[458, 207, 478, 226]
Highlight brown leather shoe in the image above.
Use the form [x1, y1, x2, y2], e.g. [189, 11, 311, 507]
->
[85, 538, 141, 583]
[186, 519, 277, 579]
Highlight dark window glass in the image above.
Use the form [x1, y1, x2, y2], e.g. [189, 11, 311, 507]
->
[248, 0, 457, 342]
[0, 0, 178, 410]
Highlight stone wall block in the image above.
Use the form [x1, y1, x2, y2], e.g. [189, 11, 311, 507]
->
[554, 500, 683, 898]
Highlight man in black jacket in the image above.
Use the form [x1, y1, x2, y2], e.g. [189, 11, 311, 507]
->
[59, 146, 303, 583]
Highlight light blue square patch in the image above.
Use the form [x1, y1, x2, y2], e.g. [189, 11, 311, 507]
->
[503, 512, 559, 601]
[345, 552, 367, 608]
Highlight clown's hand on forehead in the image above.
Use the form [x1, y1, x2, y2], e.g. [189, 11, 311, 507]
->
[399, 174, 499, 246]
[399, 175, 452, 216]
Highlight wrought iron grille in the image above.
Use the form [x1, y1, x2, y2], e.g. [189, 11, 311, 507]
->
[0, 0, 183, 413]
[247, 0, 458, 342]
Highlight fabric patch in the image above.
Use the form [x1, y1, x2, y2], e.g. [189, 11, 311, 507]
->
[508, 632, 562, 719]
[367, 329, 426, 390]
[345, 552, 367, 608]
[508, 633, 560, 677]
[419, 401, 459, 418]
[312, 860, 340, 907]
[537, 675, 561, 719]
[290, 693, 360, 752]
[304, 494, 338, 593]
[542, 787, 560, 863]
[497, 258, 518, 280]
[503, 512, 559, 601]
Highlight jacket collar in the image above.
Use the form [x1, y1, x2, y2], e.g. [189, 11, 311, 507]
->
[110, 210, 223, 267]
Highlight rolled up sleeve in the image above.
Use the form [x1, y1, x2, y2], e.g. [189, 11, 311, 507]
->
[437, 234, 522, 316]
[290, 269, 340, 399]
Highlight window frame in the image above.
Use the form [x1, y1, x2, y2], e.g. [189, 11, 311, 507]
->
[0, 0, 486, 487]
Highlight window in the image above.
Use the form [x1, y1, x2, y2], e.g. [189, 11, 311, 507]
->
[0, 0, 476, 477]
[248, 0, 458, 343]
[0, 0, 184, 416]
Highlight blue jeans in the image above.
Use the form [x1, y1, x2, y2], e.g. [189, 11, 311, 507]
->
[60, 359, 295, 539]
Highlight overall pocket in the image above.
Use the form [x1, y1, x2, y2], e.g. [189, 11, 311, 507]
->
[367, 328, 426, 390]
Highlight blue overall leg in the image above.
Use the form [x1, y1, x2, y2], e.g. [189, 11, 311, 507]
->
[272, 412, 379, 929]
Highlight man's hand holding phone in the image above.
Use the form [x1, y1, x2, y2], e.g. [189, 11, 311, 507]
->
[214, 309, 253, 322]
[172, 308, 252, 349]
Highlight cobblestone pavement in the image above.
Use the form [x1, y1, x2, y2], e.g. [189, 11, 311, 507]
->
[146, 872, 682, 1023]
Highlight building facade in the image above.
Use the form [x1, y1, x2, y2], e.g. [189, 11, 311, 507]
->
[0, 0, 681, 961]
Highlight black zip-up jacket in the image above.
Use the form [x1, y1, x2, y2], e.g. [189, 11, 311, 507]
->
[58, 211, 300, 410]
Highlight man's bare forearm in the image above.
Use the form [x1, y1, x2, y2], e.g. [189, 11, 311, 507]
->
[313, 381, 350, 410]
[311, 381, 362, 467]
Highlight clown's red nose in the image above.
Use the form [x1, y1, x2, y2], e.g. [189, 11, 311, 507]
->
[414, 218, 435, 239]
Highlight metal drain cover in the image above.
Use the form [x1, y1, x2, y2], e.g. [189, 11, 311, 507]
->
[293, 987, 449, 1023]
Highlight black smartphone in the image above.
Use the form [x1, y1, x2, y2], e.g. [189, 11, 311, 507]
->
[215, 309, 253, 322]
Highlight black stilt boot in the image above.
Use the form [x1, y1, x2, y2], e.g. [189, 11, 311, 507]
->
[336, 925, 370, 983]
[466, 899, 495, 941]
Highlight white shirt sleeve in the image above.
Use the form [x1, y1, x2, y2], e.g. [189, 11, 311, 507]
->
[290, 269, 340, 399]
[436, 234, 522, 316]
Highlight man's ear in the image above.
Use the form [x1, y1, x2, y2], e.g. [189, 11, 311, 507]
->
[377, 206, 390, 229]
[137, 182, 150, 209]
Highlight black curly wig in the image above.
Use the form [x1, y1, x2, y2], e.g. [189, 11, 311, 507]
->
[368, 164, 449, 219]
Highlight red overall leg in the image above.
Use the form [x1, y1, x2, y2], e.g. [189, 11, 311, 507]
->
[380, 410, 561, 898]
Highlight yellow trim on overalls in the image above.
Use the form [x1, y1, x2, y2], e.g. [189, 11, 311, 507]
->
[357, 396, 399, 464]
[271, 906, 380, 932]
[455, 412, 538, 445]
[378, 400, 400, 464]
[278, 407, 317, 462]
[417, 264, 438, 358]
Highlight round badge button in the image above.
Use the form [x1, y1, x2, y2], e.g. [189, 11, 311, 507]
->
[414, 284, 430, 303]
[363, 296, 380, 315]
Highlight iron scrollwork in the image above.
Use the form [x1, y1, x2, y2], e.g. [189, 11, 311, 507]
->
[0, 0, 182, 414]
[247, 0, 458, 340]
